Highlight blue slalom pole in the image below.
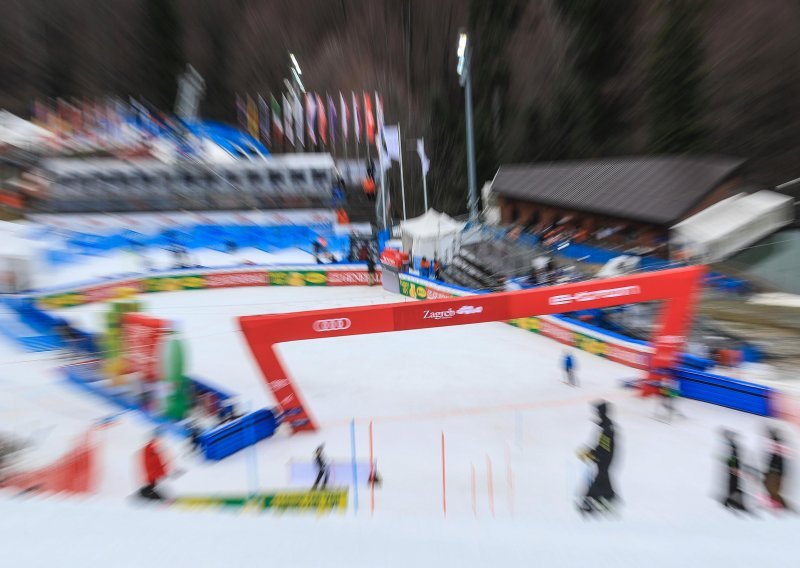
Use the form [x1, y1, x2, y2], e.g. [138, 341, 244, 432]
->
[350, 418, 359, 514]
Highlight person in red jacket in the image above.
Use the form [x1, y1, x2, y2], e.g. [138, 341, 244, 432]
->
[139, 431, 169, 501]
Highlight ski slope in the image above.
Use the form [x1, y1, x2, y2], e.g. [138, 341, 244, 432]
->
[2, 284, 799, 565]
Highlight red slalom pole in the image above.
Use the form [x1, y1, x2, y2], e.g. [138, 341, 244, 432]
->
[486, 454, 495, 518]
[441, 431, 447, 517]
[369, 420, 375, 516]
[471, 464, 477, 517]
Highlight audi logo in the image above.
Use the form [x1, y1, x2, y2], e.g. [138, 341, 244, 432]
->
[312, 318, 352, 332]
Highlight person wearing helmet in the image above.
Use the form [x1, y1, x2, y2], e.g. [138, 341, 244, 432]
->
[578, 401, 617, 514]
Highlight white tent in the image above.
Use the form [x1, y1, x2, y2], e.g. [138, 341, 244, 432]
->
[0, 111, 57, 151]
[399, 209, 465, 263]
[670, 190, 794, 263]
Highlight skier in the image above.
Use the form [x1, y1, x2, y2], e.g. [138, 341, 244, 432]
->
[311, 444, 330, 490]
[578, 401, 617, 515]
[763, 428, 791, 510]
[721, 429, 749, 513]
[138, 430, 169, 501]
[563, 351, 578, 387]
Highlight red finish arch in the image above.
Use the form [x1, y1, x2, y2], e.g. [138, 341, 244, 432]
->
[239, 265, 704, 433]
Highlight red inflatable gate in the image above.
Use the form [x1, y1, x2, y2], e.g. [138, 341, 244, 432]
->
[239, 266, 704, 433]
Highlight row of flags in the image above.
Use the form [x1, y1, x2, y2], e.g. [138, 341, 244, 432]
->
[237, 91, 384, 153]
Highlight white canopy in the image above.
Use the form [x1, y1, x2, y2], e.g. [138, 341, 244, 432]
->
[0, 111, 57, 151]
[670, 190, 794, 263]
[399, 209, 465, 263]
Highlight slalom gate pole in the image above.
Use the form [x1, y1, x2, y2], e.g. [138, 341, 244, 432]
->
[441, 431, 447, 517]
[350, 418, 359, 515]
[471, 464, 477, 517]
[369, 420, 375, 516]
[486, 454, 495, 518]
[505, 443, 514, 517]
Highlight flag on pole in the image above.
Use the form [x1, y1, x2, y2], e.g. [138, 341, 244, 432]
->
[283, 93, 294, 147]
[270, 94, 284, 146]
[327, 94, 337, 146]
[306, 93, 317, 146]
[246, 95, 259, 139]
[317, 93, 327, 145]
[294, 91, 304, 148]
[340, 92, 349, 142]
[383, 125, 401, 162]
[352, 92, 361, 143]
[417, 138, 430, 177]
[364, 92, 375, 144]
[258, 95, 270, 147]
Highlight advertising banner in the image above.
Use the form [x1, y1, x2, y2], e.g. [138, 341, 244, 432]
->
[326, 269, 381, 286]
[122, 313, 171, 382]
[267, 270, 327, 286]
[203, 271, 268, 288]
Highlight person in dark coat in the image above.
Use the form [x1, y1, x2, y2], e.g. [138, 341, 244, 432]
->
[722, 429, 749, 512]
[312, 444, 330, 490]
[763, 428, 791, 510]
[579, 401, 617, 514]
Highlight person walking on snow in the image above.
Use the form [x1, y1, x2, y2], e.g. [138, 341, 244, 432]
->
[139, 430, 169, 501]
[721, 429, 749, 513]
[654, 370, 684, 423]
[312, 444, 330, 490]
[578, 401, 617, 514]
[563, 351, 578, 387]
[763, 428, 791, 510]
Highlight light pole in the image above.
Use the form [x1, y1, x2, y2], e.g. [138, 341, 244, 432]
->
[289, 52, 305, 94]
[457, 30, 479, 223]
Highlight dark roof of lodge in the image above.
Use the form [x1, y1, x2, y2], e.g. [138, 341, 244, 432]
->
[492, 156, 745, 225]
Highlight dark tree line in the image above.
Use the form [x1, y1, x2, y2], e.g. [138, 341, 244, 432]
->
[1, 0, 800, 216]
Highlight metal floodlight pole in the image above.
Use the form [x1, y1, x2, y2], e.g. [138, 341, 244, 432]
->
[458, 31, 479, 223]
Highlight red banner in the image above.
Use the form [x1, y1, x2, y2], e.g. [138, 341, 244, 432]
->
[203, 271, 268, 288]
[122, 313, 171, 381]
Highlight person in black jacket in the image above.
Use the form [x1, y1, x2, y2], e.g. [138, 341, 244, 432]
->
[722, 429, 749, 512]
[312, 444, 330, 490]
[764, 428, 791, 510]
[578, 401, 617, 514]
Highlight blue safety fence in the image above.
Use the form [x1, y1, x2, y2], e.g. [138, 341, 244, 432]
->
[56, 223, 350, 260]
[673, 366, 773, 416]
[2, 296, 99, 354]
[198, 408, 279, 461]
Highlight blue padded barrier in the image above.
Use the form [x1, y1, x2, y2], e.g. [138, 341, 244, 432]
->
[674, 366, 773, 416]
[198, 408, 279, 461]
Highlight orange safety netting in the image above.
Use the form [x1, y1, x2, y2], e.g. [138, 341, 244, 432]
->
[1, 428, 99, 495]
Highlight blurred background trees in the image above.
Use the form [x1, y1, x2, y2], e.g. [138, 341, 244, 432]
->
[1, 0, 799, 214]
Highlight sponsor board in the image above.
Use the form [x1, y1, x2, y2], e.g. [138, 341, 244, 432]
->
[399, 279, 458, 300]
[326, 270, 381, 286]
[143, 275, 205, 293]
[173, 489, 347, 512]
[267, 270, 328, 286]
[548, 286, 641, 306]
[203, 271, 267, 288]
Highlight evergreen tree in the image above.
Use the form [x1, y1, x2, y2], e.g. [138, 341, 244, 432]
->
[551, 0, 635, 157]
[646, 0, 708, 153]
[140, 0, 184, 110]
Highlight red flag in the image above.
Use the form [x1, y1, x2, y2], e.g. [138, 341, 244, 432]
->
[317, 93, 328, 145]
[364, 92, 375, 144]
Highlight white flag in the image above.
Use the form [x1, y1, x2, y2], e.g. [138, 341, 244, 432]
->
[339, 92, 349, 141]
[383, 125, 401, 162]
[294, 91, 304, 148]
[417, 138, 430, 177]
[283, 94, 294, 146]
